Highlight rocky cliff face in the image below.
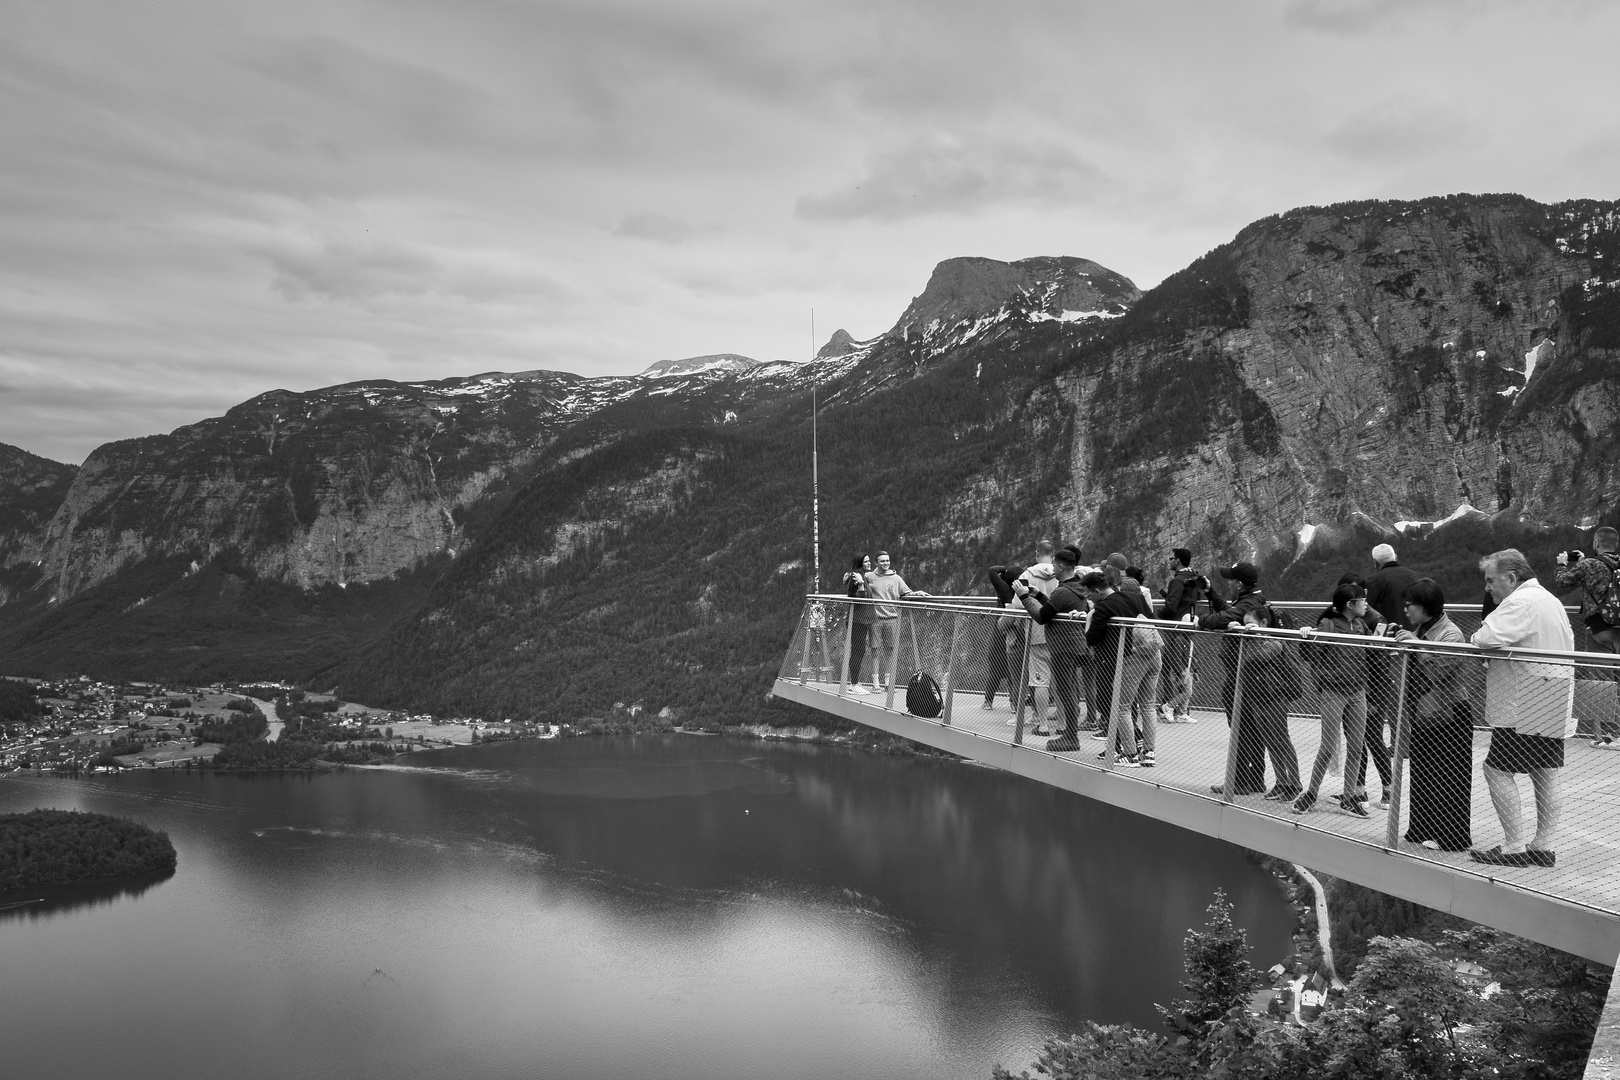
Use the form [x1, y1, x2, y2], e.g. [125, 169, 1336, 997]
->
[0, 443, 77, 604]
[1048, 195, 1620, 568]
[20, 358, 842, 605]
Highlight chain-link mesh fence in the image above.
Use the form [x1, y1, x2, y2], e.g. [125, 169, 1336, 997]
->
[781, 594, 1620, 919]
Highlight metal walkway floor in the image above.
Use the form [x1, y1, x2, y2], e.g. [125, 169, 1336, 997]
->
[775, 675, 1620, 964]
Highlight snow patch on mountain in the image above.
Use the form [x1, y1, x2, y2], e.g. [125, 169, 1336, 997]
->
[1394, 503, 1487, 536]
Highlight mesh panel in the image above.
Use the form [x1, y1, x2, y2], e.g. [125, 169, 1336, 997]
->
[776, 598, 1620, 919]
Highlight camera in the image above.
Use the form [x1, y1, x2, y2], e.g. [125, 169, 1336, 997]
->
[1558, 549, 1585, 566]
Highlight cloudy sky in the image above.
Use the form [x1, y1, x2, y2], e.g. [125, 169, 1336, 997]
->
[2, 0, 1617, 464]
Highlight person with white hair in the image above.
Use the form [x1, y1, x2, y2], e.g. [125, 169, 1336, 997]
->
[1469, 548, 1574, 867]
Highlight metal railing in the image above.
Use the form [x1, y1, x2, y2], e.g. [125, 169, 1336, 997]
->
[779, 594, 1620, 921]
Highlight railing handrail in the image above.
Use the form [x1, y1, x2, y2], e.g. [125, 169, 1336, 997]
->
[803, 594, 1617, 667]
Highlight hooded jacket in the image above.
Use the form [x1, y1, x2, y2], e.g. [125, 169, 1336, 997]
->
[1017, 562, 1059, 645]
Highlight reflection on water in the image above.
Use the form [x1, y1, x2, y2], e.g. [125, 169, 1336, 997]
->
[0, 869, 175, 922]
[0, 736, 1292, 1080]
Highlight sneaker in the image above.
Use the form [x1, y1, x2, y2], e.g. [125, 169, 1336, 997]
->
[1140, 751, 1156, 767]
[1419, 839, 1440, 851]
[1045, 736, 1080, 752]
[1006, 717, 1017, 726]
[980, 699, 996, 710]
[1339, 796, 1370, 818]
[847, 684, 870, 695]
[1032, 726, 1052, 737]
[1177, 713, 1197, 724]
[1525, 848, 1556, 867]
[1156, 705, 1171, 724]
[1262, 786, 1287, 801]
[1090, 730, 1108, 740]
[1593, 736, 1615, 748]
[1292, 791, 1317, 814]
[1116, 755, 1142, 768]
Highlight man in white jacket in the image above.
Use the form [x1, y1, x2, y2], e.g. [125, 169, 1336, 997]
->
[1013, 540, 1060, 733]
[1469, 549, 1574, 868]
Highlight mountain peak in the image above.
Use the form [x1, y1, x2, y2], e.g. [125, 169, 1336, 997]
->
[816, 329, 860, 360]
[641, 354, 759, 379]
[893, 255, 1140, 333]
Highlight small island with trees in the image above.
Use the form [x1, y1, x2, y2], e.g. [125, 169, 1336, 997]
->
[0, 809, 177, 891]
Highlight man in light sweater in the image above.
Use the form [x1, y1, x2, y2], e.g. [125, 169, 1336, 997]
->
[864, 551, 930, 689]
[1469, 549, 1574, 868]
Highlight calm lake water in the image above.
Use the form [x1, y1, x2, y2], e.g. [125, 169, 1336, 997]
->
[0, 736, 1291, 1080]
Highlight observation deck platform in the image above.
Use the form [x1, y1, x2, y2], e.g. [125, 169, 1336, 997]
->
[773, 595, 1620, 966]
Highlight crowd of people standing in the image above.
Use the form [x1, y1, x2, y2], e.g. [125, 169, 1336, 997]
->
[832, 529, 1620, 872]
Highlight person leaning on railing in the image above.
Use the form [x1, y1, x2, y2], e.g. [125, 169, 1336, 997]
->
[1391, 578, 1473, 852]
[1013, 549, 1090, 752]
[864, 551, 930, 692]
[984, 563, 1025, 714]
[1294, 583, 1376, 817]
[1468, 549, 1573, 869]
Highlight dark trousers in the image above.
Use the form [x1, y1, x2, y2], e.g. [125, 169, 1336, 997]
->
[1080, 654, 1101, 727]
[1362, 654, 1397, 790]
[1250, 701, 1300, 791]
[1354, 708, 1394, 791]
[848, 622, 870, 684]
[1052, 643, 1085, 736]
[984, 624, 1012, 703]
[1405, 709, 1474, 850]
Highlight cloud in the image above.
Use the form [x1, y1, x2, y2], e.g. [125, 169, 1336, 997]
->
[612, 213, 719, 245]
[1284, 0, 1467, 34]
[796, 135, 1111, 221]
[251, 235, 565, 307]
[1324, 101, 1477, 162]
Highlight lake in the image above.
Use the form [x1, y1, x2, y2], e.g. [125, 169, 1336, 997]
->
[0, 735, 1292, 1079]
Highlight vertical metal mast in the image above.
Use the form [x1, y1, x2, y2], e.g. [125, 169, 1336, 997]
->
[810, 310, 821, 594]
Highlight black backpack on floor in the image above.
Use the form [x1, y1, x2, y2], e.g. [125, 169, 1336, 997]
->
[906, 672, 943, 718]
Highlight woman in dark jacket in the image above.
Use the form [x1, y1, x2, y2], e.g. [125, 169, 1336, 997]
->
[843, 554, 875, 694]
[1394, 578, 1473, 851]
[1295, 584, 1375, 816]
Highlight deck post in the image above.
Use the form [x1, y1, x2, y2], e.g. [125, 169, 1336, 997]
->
[1012, 624, 1031, 746]
[1222, 636, 1248, 802]
[1385, 648, 1412, 849]
[942, 612, 961, 726]
[838, 600, 854, 698]
[1104, 624, 1127, 766]
[885, 613, 902, 711]
[798, 602, 813, 686]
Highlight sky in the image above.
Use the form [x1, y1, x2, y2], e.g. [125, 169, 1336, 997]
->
[2, 0, 1618, 465]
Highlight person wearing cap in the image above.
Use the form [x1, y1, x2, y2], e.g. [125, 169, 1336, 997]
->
[1199, 561, 1268, 794]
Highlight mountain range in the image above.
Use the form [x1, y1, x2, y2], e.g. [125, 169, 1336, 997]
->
[2, 192, 1616, 726]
